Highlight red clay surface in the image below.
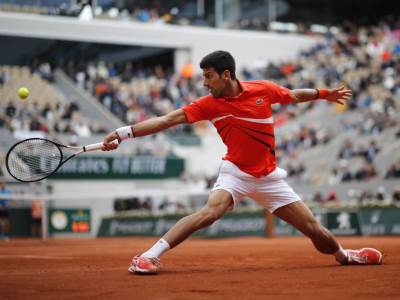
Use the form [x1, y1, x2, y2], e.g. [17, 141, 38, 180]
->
[0, 236, 398, 300]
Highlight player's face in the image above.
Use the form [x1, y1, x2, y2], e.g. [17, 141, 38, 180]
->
[202, 67, 226, 98]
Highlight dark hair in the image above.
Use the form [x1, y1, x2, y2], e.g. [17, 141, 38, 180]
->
[200, 50, 236, 80]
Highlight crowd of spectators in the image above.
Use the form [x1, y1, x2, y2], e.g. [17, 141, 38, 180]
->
[0, 0, 192, 26]
[285, 162, 306, 178]
[0, 64, 107, 137]
[338, 139, 380, 162]
[354, 187, 400, 205]
[2, 16, 399, 203]
[2, 0, 400, 39]
[60, 19, 400, 188]
[102, 3, 183, 26]
[0, 61, 53, 84]
[113, 195, 189, 214]
[331, 161, 379, 183]
[0, 100, 106, 136]
[276, 125, 333, 157]
[64, 60, 203, 135]
[330, 139, 381, 183]
[309, 185, 400, 207]
[311, 191, 341, 207]
[329, 135, 400, 184]
[328, 139, 382, 183]
[267, 21, 399, 185]
[247, 22, 399, 122]
[62, 19, 399, 137]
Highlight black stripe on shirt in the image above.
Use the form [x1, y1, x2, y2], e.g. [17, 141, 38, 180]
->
[237, 128, 276, 156]
[217, 124, 229, 135]
[237, 124, 275, 138]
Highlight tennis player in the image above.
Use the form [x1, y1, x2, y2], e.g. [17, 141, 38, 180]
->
[102, 51, 382, 274]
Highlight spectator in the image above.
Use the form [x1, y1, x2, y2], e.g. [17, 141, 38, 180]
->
[180, 62, 194, 79]
[358, 190, 374, 205]
[5, 102, 16, 118]
[365, 140, 380, 162]
[357, 140, 380, 162]
[338, 139, 355, 159]
[31, 198, 43, 238]
[337, 160, 353, 182]
[376, 186, 386, 202]
[142, 197, 153, 211]
[325, 191, 340, 206]
[393, 189, 400, 204]
[0, 180, 12, 240]
[312, 192, 324, 204]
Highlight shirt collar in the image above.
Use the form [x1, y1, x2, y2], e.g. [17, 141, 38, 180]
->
[223, 80, 249, 100]
[238, 81, 250, 93]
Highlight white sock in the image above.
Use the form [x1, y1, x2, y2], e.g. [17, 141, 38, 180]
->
[141, 239, 171, 258]
[333, 246, 348, 263]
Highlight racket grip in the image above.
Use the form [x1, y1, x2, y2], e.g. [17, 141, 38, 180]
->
[83, 139, 119, 152]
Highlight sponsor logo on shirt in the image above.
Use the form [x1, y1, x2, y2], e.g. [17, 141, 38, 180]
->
[255, 98, 264, 105]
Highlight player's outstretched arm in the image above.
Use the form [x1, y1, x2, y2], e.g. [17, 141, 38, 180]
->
[290, 86, 352, 105]
[102, 108, 188, 151]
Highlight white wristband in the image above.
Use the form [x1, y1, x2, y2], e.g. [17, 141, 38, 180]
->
[116, 126, 134, 141]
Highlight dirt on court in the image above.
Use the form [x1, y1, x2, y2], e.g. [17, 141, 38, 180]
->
[0, 236, 398, 300]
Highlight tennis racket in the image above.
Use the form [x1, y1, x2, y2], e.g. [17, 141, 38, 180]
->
[5, 138, 118, 182]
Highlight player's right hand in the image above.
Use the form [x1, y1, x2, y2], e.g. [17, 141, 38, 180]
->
[102, 131, 120, 151]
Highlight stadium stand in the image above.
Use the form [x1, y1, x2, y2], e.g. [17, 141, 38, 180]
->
[0, 1, 399, 223]
[1, 17, 398, 201]
[0, 64, 107, 137]
[1, 3, 400, 299]
[55, 17, 400, 194]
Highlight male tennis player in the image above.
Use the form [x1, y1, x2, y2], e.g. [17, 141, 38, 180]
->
[102, 51, 382, 274]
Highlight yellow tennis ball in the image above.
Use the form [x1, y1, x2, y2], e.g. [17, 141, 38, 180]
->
[18, 87, 30, 99]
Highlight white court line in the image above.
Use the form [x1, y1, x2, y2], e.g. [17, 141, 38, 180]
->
[0, 255, 73, 260]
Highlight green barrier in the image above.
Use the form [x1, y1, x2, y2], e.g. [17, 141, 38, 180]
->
[48, 208, 91, 234]
[98, 210, 266, 237]
[9, 208, 32, 237]
[51, 156, 184, 179]
[98, 207, 400, 237]
[327, 210, 362, 236]
[196, 211, 266, 237]
[359, 207, 400, 236]
[274, 207, 400, 236]
[274, 207, 327, 236]
[274, 217, 300, 236]
[167, 133, 202, 146]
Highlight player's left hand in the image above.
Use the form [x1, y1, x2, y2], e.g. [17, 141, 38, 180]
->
[326, 86, 352, 105]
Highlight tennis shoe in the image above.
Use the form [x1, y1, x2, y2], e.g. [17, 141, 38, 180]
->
[340, 248, 383, 265]
[128, 255, 160, 274]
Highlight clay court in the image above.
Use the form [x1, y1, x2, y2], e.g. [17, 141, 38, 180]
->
[0, 236, 399, 300]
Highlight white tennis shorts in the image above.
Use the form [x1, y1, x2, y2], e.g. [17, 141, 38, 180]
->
[212, 160, 301, 213]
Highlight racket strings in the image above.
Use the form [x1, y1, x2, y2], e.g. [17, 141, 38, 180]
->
[7, 139, 62, 181]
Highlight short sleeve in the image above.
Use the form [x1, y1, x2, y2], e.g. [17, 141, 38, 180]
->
[182, 96, 212, 124]
[262, 80, 293, 105]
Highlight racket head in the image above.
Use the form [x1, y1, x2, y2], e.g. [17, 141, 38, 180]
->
[6, 138, 63, 182]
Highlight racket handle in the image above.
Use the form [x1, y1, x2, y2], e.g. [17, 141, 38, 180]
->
[83, 139, 119, 152]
